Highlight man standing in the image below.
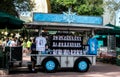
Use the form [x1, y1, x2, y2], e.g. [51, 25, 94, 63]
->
[30, 38, 37, 72]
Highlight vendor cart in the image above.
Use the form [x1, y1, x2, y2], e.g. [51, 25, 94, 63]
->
[25, 12, 112, 73]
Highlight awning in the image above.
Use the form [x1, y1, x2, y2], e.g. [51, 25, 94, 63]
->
[96, 23, 120, 35]
[0, 11, 24, 29]
[24, 22, 113, 31]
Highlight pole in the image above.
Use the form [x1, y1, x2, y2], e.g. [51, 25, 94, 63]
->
[39, 27, 42, 36]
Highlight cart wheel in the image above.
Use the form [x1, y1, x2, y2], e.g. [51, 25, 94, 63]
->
[75, 59, 89, 72]
[43, 58, 58, 73]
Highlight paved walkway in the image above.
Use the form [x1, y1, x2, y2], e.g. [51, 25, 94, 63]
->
[1, 55, 120, 77]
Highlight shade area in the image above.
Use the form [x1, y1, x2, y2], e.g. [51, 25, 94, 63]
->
[0, 11, 24, 29]
[96, 23, 120, 35]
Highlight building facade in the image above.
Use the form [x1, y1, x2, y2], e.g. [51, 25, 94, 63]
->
[33, 0, 51, 13]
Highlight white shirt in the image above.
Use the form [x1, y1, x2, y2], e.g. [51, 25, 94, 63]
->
[10, 40, 17, 47]
[35, 36, 47, 51]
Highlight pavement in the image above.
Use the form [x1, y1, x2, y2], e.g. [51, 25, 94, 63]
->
[0, 54, 120, 77]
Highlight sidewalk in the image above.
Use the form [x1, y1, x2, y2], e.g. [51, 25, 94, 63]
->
[1, 54, 120, 77]
[0, 53, 31, 75]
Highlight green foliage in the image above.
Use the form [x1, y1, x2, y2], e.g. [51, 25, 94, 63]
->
[50, 0, 68, 13]
[50, 0, 104, 16]
[0, 0, 35, 17]
[56, 0, 77, 7]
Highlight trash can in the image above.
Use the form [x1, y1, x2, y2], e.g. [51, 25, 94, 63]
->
[4, 46, 22, 68]
[116, 50, 120, 66]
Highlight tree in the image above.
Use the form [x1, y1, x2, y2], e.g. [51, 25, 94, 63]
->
[105, 0, 120, 20]
[50, 0, 68, 13]
[0, 0, 35, 17]
[50, 0, 104, 16]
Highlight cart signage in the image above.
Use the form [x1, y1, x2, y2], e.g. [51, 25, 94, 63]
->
[33, 13, 103, 25]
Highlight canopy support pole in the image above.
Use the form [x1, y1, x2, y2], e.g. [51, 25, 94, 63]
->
[39, 27, 42, 36]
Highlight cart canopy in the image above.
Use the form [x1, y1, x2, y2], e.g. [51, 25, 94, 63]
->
[24, 13, 113, 31]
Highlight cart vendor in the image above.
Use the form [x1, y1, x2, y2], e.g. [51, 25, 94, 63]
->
[30, 38, 37, 72]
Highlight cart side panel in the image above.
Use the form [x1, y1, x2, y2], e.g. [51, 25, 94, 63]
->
[92, 56, 96, 65]
[61, 57, 67, 67]
[67, 57, 74, 67]
[60, 56, 74, 68]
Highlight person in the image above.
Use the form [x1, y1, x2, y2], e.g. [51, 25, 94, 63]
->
[87, 35, 98, 55]
[27, 39, 32, 53]
[15, 37, 21, 46]
[9, 37, 17, 47]
[30, 38, 37, 72]
[22, 39, 28, 53]
[6, 37, 11, 46]
[35, 33, 47, 65]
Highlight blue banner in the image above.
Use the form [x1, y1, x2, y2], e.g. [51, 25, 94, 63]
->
[33, 13, 103, 25]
